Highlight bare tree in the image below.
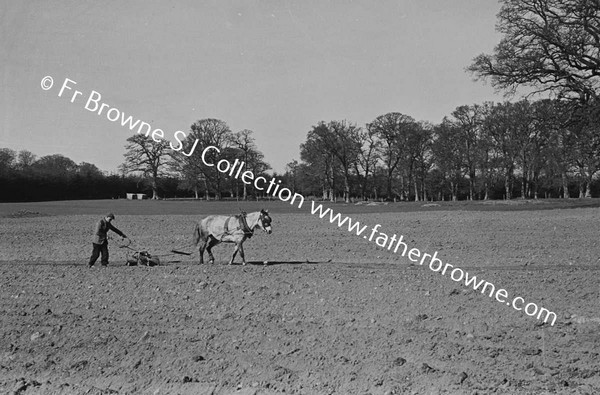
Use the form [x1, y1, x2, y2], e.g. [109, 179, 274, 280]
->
[232, 129, 270, 199]
[300, 130, 337, 201]
[448, 105, 488, 200]
[285, 160, 300, 193]
[369, 112, 417, 200]
[354, 126, 381, 200]
[432, 121, 464, 201]
[468, 0, 600, 102]
[121, 134, 171, 199]
[177, 119, 234, 200]
[568, 104, 600, 197]
[302, 121, 362, 202]
[324, 121, 362, 203]
[482, 102, 537, 200]
[411, 121, 434, 201]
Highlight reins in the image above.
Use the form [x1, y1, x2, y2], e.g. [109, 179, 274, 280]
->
[111, 236, 195, 258]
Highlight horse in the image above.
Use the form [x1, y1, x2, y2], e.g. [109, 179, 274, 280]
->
[192, 209, 272, 265]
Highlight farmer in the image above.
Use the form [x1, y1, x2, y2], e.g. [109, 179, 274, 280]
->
[88, 213, 128, 267]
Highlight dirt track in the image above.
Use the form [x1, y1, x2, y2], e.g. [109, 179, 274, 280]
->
[1, 206, 599, 394]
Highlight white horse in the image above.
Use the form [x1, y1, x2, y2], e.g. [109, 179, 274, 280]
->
[192, 210, 272, 265]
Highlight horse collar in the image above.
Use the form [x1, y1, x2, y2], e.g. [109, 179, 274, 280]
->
[239, 214, 253, 237]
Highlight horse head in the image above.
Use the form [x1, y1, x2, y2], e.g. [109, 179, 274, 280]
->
[258, 209, 272, 234]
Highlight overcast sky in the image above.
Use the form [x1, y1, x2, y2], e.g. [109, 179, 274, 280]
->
[1, 0, 505, 173]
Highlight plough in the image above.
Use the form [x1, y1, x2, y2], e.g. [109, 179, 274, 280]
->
[114, 237, 193, 266]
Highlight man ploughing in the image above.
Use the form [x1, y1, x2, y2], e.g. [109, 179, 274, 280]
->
[88, 213, 128, 267]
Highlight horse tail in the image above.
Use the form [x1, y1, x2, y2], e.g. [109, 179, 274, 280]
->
[193, 221, 202, 246]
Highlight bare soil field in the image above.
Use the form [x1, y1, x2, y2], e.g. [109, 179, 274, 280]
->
[0, 200, 599, 394]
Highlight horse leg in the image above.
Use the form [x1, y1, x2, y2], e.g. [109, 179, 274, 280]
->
[198, 237, 208, 264]
[238, 242, 247, 266]
[229, 242, 240, 265]
[206, 236, 218, 264]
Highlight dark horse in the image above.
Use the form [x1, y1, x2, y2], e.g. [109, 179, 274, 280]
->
[193, 210, 272, 265]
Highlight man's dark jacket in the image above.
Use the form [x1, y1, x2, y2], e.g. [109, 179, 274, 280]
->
[92, 218, 125, 244]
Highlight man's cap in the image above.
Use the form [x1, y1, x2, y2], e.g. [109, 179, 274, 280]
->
[106, 213, 115, 219]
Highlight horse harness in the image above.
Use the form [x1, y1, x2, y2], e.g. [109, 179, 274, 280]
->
[222, 213, 254, 239]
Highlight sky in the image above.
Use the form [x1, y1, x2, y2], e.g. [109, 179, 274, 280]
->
[1, 0, 505, 174]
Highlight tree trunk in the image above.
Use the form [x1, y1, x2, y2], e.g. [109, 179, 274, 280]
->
[562, 172, 570, 198]
[151, 175, 159, 200]
[585, 171, 593, 198]
[469, 171, 475, 201]
[329, 159, 335, 202]
[399, 175, 405, 201]
[414, 178, 419, 202]
[481, 163, 489, 200]
[586, 182, 592, 198]
[386, 169, 393, 200]
[450, 181, 457, 201]
[505, 170, 512, 200]
[530, 170, 538, 199]
[215, 175, 222, 200]
[484, 180, 489, 201]
[343, 172, 350, 203]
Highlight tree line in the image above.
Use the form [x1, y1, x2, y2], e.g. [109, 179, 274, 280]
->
[2, 99, 599, 202]
[0, 148, 183, 202]
[0, 119, 273, 202]
[116, 97, 599, 202]
[119, 119, 272, 200]
[284, 99, 600, 202]
[0, 149, 120, 201]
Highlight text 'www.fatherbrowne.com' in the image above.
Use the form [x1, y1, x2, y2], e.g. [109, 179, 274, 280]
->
[309, 201, 558, 326]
